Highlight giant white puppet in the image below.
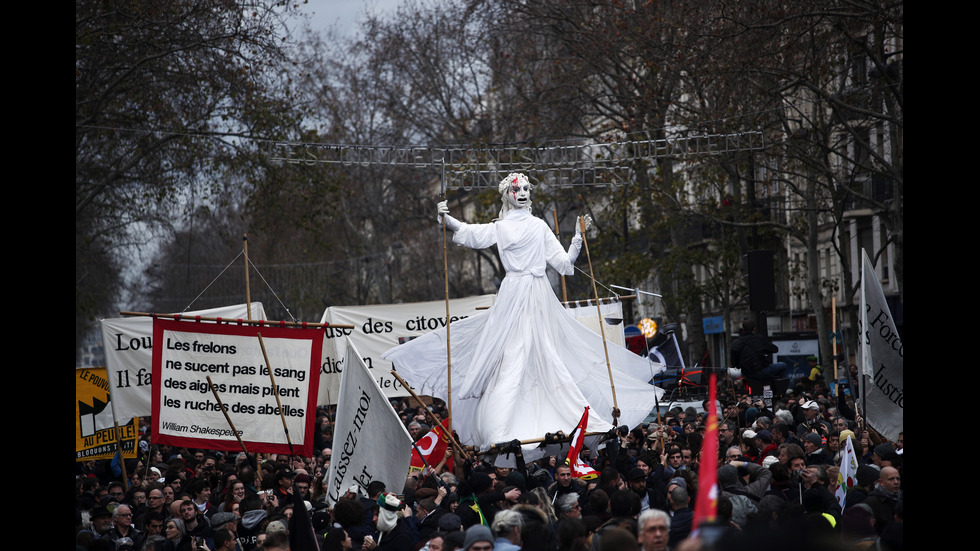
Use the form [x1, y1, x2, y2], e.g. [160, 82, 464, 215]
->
[383, 173, 663, 452]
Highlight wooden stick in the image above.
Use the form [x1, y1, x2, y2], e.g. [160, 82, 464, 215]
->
[244, 235, 253, 321]
[389, 370, 466, 458]
[579, 216, 619, 424]
[206, 375, 250, 455]
[441, 161, 453, 439]
[117, 312, 353, 329]
[257, 333, 292, 451]
[553, 210, 568, 303]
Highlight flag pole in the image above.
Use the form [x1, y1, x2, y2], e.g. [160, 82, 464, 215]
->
[440, 160, 453, 440]
[257, 332, 293, 454]
[244, 234, 253, 321]
[390, 370, 466, 458]
[579, 216, 619, 425]
[206, 375, 250, 455]
[553, 209, 568, 303]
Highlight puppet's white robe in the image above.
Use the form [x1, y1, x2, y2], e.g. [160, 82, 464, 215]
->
[383, 209, 663, 451]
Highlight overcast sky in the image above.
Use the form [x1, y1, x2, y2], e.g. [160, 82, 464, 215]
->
[293, 0, 405, 38]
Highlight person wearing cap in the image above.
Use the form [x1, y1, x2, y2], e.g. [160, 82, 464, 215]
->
[795, 399, 831, 439]
[273, 470, 294, 505]
[85, 505, 115, 538]
[802, 432, 833, 466]
[806, 355, 824, 382]
[626, 467, 655, 512]
[461, 524, 494, 551]
[367, 493, 417, 551]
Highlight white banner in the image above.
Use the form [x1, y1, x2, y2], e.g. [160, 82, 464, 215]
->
[151, 318, 321, 456]
[859, 250, 904, 442]
[317, 295, 496, 404]
[323, 338, 413, 505]
[101, 303, 267, 424]
[565, 300, 627, 348]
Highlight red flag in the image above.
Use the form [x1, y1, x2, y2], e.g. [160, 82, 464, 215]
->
[692, 373, 719, 532]
[566, 407, 599, 479]
[409, 420, 452, 476]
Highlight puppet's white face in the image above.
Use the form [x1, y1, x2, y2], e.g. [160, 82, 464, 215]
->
[504, 176, 531, 210]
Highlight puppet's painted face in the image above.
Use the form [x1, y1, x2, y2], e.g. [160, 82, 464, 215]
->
[505, 176, 530, 209]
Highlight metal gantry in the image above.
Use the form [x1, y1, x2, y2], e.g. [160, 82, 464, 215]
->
[265, 131, 765, 188]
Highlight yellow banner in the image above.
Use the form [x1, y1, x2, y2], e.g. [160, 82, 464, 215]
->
[76, 367, 139, 461]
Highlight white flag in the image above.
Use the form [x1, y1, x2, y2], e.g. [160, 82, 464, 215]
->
[101, 303, 267, 424]
[835, 436, 858, 510]
[859, 250, 904, 442]
[322, 338, 414, 506]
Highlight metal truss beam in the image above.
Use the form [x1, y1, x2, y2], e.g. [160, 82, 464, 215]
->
[265, 131, 765, 188]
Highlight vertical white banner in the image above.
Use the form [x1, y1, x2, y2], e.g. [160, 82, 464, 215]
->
[859, 251, 904, 442]
[323, 338, 414, 505]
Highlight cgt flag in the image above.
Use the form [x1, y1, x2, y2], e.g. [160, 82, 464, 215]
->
[565, 407, 598, 479]
[692, 373, 719, 532]
[859, 250, 904, 442]
[410, 420, 453, 476]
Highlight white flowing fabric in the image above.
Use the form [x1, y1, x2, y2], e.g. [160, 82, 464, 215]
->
[382, 209, 664, 451]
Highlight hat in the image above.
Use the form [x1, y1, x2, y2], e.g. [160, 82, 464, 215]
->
[438, 512, 463, 532]
[803, 433, 823, 446]
[463, 524, 494, 551]
[504, 471, 527, 492]
[90, 506, 112, 519]
[801, 400, 820, 410]
[377, 493, 402, 532]
[414, 487, 438, 501]
[627, 467, 646, 481]
[275, 470, 295, 482]
[762, 455, 780, 468]
[757, 429, 773, 443]
[742, 429, 758, 440]
[210, 512, 238, 528]
[265, 519, 287, 534]
[856, 465, 879, 487]
[807, 355, 818, 362]
[839, 430, 856, 443]
[717, 465, 739, 490]
[667, 477, 687, 490]
[469, 472, 493, 494]
[294, 473, 311, 484]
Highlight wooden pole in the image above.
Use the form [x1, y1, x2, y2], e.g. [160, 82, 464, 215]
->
[441, 161, 453, 439]
[579, 216, 619, 424]
[207, 375, 250, 455]
[553, 209, 568, 303]
[244, 234, 253, 321]
[390, 370, 466, 458]
[257, 332, 293, 452]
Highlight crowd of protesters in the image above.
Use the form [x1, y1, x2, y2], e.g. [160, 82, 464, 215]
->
[76, 368, 902, 551]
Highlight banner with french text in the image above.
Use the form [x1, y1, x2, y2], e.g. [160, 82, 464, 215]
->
[859, 250, 903, 442]
[318, 295, 496, 404]
[101, 303, 268, 424]
[323, 338, 413, 506]
[76, 367, 139, 461]
[151, 319, 322, 456]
